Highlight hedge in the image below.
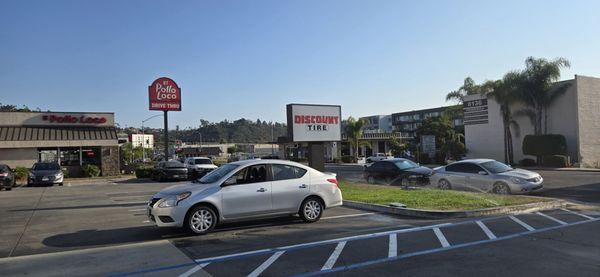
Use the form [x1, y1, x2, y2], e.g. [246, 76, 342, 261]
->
[341, 155, 354, 163]
[522, 134, 567, 156]
[82, 164, 101, 177]
[135, 165, 154, 178]
[542, 155, 568, 168]
[519, 158, 536, 167]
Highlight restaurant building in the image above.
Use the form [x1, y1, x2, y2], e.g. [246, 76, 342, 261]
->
[0, 111, 120, 176]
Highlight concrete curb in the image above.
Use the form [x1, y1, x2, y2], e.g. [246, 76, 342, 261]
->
[520, 167, 600, 172]
[343, 199, 569, 219]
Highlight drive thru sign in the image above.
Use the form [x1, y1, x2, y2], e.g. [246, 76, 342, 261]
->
[148, 77, 181, 111]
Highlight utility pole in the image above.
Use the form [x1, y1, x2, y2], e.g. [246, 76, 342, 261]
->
[164, 110, 169, 160]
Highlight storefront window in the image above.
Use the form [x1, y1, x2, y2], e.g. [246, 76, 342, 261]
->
[82, 148, 101, 166]
[39, 149, 58, 163]
[60, 148, 81, 166]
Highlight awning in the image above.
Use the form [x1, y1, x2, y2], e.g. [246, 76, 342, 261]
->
[0, 126, 117, 141]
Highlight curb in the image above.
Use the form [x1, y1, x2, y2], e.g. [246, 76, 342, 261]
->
[343, 199, 569, 219]
[520, 167, 600, 173]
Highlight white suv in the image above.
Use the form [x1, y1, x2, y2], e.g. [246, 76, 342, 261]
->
[184, 157, 218, 179]
[366, 153, 391, 163]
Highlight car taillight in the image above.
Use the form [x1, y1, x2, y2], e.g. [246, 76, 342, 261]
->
[0, 173, 8, 177]
[327, 178, 339, 188]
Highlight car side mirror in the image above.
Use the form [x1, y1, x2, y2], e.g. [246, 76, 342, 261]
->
[478, 171, 488, 175]
[222, 177, 237, 186]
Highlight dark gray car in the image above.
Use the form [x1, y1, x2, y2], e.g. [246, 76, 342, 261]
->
[0, 164, 16, 191]
[28, 162, 64, 186]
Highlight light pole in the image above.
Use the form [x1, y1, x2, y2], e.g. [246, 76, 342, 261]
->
[141, 114, 163, 162]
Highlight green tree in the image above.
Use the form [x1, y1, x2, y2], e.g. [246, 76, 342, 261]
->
[122, 142, 144, 163]
[416, 116, 466, 161]
[515, 56, 571, 135]
[445, 77, 485, 104]
[388, 136, 407, 157]
[344, 117, 367, 161]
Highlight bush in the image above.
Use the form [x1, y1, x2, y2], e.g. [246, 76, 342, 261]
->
[82, 164, 101, 177]
[519, 158, 537, 167]
[522, 134, 567, 156]
[14, 166, 29, 180]
[542, 155, 568, 168]
[418, 153, 431, 164]
[341, 155, 354, 163]
[135, 165, 154, 178]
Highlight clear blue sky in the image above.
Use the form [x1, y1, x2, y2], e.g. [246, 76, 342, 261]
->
[2, 0, 599, 129]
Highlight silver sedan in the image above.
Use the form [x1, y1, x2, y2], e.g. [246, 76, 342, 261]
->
[430, 159, 543, 194]
[147, 159, 343, 234]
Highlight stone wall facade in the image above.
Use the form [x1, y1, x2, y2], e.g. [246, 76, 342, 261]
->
[101, 146, 120, 176]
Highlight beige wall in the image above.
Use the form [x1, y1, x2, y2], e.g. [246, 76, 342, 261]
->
[576, 75, 600, 167]
[464, 94, 506, 161]
[0, 148, 38, 168]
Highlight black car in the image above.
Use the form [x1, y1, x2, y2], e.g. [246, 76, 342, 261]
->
[28, 162, 64, 186]
[0, 164, 16, 191]
[152, 160, 189, 182]
[363, 158, 432, 186]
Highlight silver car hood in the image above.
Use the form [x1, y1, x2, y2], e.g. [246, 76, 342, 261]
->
[497, 168, 539, 179]
[154, 182, 214, 197]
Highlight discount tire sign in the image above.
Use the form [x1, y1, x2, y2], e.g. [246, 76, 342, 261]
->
[287, 104, 342, 142]
[149, 77, 181, 111]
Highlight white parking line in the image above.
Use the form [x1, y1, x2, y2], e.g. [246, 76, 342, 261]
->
[476, 221, 496, 239]
[248, 251, 285, 277]
[178, 263, 210, 277]
[561, 208, 594, 220]
[388, 234, 397, 258]
[322, 241, 346, 271]
[433, 228, 450, 248]
[536, 212, 567, 225]
[509, 215, 535, 231]
[321, 212, 376, 220]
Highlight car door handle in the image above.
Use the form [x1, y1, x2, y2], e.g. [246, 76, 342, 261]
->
[299, 184, 307, 189]
[257, 188, 267, 192]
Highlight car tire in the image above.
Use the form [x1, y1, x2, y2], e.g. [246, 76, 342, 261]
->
[367, 175, 375, 184]
[438, 179, 452, 190]
[299, 197, 324, 223]
[492, 182, 511, 195]
[186, 205, 218, 235]
[58, 183, 63, 186]
[5, 187, 11, 191]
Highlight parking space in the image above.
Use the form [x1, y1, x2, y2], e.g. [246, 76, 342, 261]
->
[109, 208, 599, 277]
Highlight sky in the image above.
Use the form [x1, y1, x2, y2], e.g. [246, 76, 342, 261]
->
[1, 0, 599, 129]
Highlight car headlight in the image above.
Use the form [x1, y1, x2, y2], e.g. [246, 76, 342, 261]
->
[510, 177, 523, 184]
[55, 172, 63, 178]
[158, 191, 191, 208]
[28, 173, 35, 178]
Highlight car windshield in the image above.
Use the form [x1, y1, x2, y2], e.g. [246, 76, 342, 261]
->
[198, 164, 238, 184]
[394, 159, 419, 170]
[32, 163, 60, 171]
[166, 161, 185, 168]
[480, 161, 513, 173]
[0, 165, 8, 173]
[194, 159, 213, 165]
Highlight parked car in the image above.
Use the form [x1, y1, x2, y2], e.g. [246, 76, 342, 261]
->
[152, 160, 189, 182]
[147, 159, 342, 234]
[0, 164, 16, 191]
[28, 162, 64, 186]
[430, 159, 544, 194]
[363, 158, 432, 186]
[184, 157, 218, 179]
[366, 153, 391, 163]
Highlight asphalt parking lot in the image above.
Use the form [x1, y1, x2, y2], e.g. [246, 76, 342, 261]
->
[1, 172, 599, 276]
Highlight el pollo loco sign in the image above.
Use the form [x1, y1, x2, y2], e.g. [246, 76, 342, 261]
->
[148, 77, 181, 111]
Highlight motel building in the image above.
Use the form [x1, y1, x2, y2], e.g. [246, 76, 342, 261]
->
[0, 111, 120, 176]
[464, 75, 600, 168]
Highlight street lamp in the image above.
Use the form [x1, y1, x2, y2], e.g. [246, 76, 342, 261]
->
[141, 114, 163, 162]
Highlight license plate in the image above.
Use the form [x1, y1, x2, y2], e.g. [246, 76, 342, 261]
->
[42, 177, 49, 181]
[173, 175, 179, 178]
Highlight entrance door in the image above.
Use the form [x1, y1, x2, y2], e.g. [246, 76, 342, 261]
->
[221, 164, 272, 219]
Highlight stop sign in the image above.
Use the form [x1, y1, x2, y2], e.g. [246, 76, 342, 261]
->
[148, 77, 181, 111]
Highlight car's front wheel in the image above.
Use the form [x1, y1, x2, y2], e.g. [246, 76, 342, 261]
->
[492, 182, 511, 195]
[186, 206, 217, 235]
[438, 179, 452, 190]
[299, 197, 323, 223]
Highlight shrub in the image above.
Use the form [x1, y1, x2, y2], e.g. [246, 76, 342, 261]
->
[14, 166, 29, 180]
[418, 153, 431, 164]
[82, 164, 101, 177]
[522, 134, 567, 156]
[135, 165, 154, 178]
[542, 155, 568, 168]
[341, 155, 354, 163]
[519, 158, 537, 167]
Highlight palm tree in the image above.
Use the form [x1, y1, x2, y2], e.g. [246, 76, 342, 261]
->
[344, 117, 366, 161]
[445, 77, 484, 104]
[482, 73, 521, 165]
[515, 57, 571, 135]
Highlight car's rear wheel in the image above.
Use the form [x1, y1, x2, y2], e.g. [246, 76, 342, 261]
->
[299, 197, 323, 223]
[492, 182, 511, 195]
[186, 206, 217, 235]
[438, 179, 452, 190]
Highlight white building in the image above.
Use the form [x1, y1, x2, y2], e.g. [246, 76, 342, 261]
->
[464, 75, 600, 168]
[129, 134, 154, 149]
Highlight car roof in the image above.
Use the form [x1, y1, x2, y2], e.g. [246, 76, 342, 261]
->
[228, 159, 310, 168]
[452, 159, 495, 164]
[378, 158, 411, 162]
[189, 157, 210, 160]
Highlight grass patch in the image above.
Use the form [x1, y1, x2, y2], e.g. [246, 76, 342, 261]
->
[339, 182, 549, 211]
